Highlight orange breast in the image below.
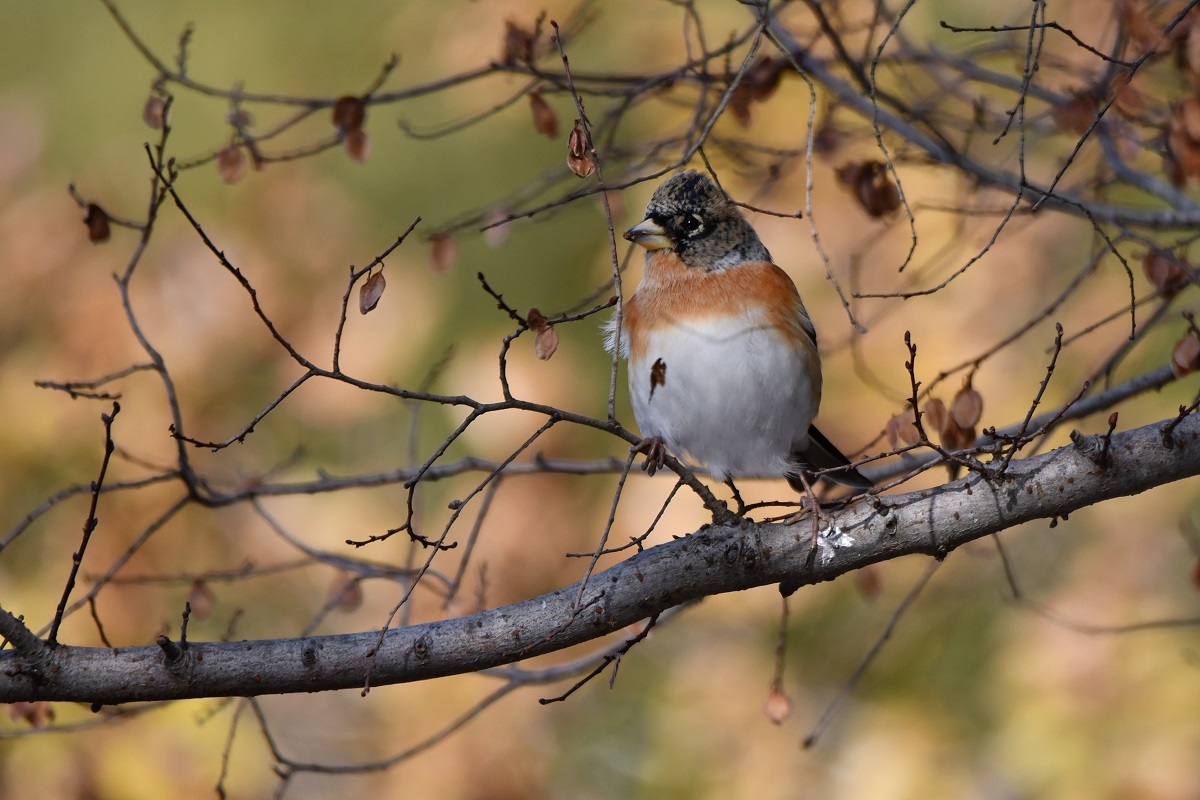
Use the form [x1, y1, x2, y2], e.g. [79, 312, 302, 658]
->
[623, 250, 814, 363]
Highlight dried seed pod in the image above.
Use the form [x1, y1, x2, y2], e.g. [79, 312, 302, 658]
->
[84, 203, 110, 243]
[763, 687, 793, 725]
[142, 95, 166, 129]
[187, 579, 217, 621]
[359, 271, 386, 314]
[566, 121, 595, 178]
[329, 573, 363, 612]
[529, 90, 558, 138]
[885, 407, 920, 449]
[835, 160, 900, 217]
[483, 208, 510, 248]
[1051, 89, 1099, 135]
[526, 308, 548, 332]
[1119, 0, 1166, 55]
[217, 144, 248, 184]
[1171, 330, 1200, 377]
[728, 56, 786, 127]
[430, 235, 457, 274]
[854, 564, 883, 601]
[344, 128, 371, 163]
[226, 108, 254, 128]
[1142, 250, 1191, 299]
[332, 95, 366, 133]
[951, 385, 984, 429]
[7, 701, 54, 729]
[1167, 98, 1200, 184]
[535, 326, 559, 360]
[1186, 20, 1200, 88]
[923, 397, 949, 437]
[942, 421, 977, 451]
[502, 19, 537, 65]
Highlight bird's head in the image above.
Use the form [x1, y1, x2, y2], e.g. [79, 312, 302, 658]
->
[623, 170, 770, 271]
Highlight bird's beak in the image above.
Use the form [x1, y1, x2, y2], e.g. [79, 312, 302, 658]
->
[624, 218, 671, 251]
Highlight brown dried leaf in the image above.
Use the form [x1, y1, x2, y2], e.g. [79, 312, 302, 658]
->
[745, 56, 786, 99]
[942, 421, 977, 451]
[853, 564, 883, 601]
[332, 95, 366, 133]
[1142, 250, 1191, 299]
[142, 95, 166, 129]
[84, 203, 110, 243]
[1119, 0, 1166, 55]
[812, 120, 847, 158]
[1186, 20, 1200, 87]
[529, 90, 558, 138]
[1166, 98, 1200, 184]
[763, 688, 793, 725]
[1051, 90, 1099, 135]
[1171, 330, 1200, 377]
[217, 144, 248, 184]
[728, 95, 753, 127]
[344, 128, 371, 163]
[923, 397, 949, 437]
[429, 235, 457, 273]
[566, 121, 595, 178]
[1191, 559, 1200, 593]
[835, 160, 900, 217]
[359, 271, 386, 315]
[8, 701, 55, 729]
[1166, 134, 1200, 186]
[951, 386, 984, 429]
[526, 307, 548, 333]
[1180, 97, 1200, 140]
[502, 19, 537, 65]
[226, 108, 254, 128]
[728, 56, 787, 127]
[885, 407, 920, 449]
[1109, 73, 1145, 118]
[483, 208, 510, 248]
[186, 579, 217, 621]
[329, 573, 363, 613]
[535, 326, 559, 361]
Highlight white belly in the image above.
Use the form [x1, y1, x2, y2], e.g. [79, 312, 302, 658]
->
[628, 314, 817, 480]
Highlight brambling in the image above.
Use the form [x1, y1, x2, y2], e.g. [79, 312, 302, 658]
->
[607, 170, 871, 492]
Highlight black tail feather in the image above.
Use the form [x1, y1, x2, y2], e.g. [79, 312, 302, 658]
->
[787, 424, 872, 492]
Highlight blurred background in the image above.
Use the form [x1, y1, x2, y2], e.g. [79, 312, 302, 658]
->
[1, 1, 1199, 798]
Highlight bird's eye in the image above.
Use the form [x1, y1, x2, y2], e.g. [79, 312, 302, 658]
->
[681, 214, 704, 235]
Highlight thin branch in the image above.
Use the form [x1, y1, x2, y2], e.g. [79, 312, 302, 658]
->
[47, 402, 120, 645]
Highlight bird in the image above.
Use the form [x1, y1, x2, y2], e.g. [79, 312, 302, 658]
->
[606, 169, 871, 493]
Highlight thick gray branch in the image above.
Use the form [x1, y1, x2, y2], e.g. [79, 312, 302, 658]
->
[2, 414, 1198, 705]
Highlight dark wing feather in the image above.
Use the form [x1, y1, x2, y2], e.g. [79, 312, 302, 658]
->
[788, 424, 872, 491]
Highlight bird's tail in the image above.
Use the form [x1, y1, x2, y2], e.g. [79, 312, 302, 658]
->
[788, 425, 872, 492]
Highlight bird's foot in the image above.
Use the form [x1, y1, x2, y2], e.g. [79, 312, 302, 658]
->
[786, 471, 828, 569]
[631, 436, 667, 476]
[724, 478, 748, 517]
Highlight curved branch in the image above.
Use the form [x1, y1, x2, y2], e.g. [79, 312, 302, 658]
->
[3, 413, 1199, 705]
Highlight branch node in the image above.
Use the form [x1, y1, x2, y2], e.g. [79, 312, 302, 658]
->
[301, 640, 318, 667]
[1162, 400, 1200, 448]
[1070, 428, 1112, 467]
[0, 607, 50, 663]
[156, 634, 186, 665]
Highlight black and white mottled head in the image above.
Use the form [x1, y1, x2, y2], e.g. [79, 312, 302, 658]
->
[624, 170, 771, 271]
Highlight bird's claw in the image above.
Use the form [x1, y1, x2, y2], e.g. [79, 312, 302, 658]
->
[632, 436, 667, 476]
